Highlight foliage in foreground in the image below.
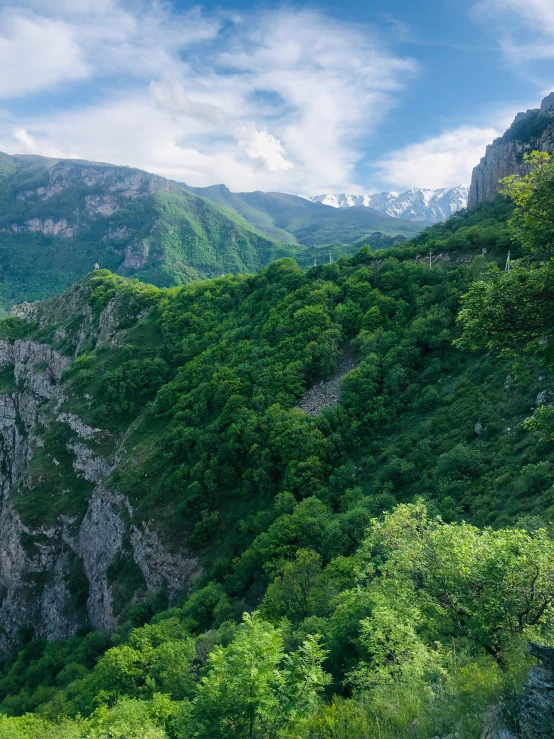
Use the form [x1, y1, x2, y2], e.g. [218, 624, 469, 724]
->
[1, 505, 552, 737]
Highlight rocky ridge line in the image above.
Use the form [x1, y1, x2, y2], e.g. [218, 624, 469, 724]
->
[468, 93, 554, 209]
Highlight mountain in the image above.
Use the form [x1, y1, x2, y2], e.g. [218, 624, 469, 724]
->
[468, 91, 554, 208]
[1, 180, 554, 736]
[0, 152, 426, 312]
[182, 183, 424, 245]
[0, 152, 305, 312]
[0, 213, 544, 651]
[1, 199, 553, 731]
[310, 185, 470, 223]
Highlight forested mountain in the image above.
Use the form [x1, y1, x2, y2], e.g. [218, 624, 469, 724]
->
[0, 152, 422, 314]
[182, 183, 422, 244]
[1, 143, 554, 737]
[0, 153, 302, 312]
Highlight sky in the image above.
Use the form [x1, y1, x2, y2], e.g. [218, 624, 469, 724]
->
[0, 0, 553, 196]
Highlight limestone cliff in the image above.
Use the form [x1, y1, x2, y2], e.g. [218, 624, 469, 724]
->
[468, 93, 554, 209]
[0, 283, 199, 653]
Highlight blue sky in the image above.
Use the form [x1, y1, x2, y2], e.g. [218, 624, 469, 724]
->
[0, 0, 553, 195]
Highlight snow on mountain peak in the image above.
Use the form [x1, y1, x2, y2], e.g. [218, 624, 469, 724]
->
[310, 185, 469, 223]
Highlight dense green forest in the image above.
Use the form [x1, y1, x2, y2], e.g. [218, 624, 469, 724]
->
[1, 156, 554, 738]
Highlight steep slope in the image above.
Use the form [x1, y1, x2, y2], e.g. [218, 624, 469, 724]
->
[182, 183, 423, 244]
[0, 153, 301, 312]
[0, 198, 551, 654]
[311, 185, 469, 223]
[468, 92, 554, 208]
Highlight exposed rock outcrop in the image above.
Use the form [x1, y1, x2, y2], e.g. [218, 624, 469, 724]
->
[123, 241, 150, 269]
[296, 352, 357, 416]
[0, 309, 200, 654]
[468, 93, 554, 209]
[520, 642, 554, 738]
[10, 218, 74, 238]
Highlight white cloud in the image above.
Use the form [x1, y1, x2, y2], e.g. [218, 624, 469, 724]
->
[236, 124, 293, 173]
[0, 10, 89, 97]
[0, 1, 418, 194]
[373, 126, 501, 190]
[472, 0, 554, 61]
[12, 127, 78, 158]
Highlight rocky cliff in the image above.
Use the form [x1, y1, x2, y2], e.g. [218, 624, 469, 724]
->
[468, 93, 554, 209]
[0, 281, 199, 653]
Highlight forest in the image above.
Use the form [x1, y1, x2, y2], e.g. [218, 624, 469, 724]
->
[1, 154, 554, 738]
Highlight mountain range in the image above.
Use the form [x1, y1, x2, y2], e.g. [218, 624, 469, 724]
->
[310, 185, 470, 223]
[2, 92, 554, 739]
[181, 182, 422, 244]
[0, 152, 422, 312]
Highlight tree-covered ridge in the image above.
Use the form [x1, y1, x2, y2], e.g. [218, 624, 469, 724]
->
[2, 165, 554, 736]
[181, 184, 423, 246]
[0, 152, 422, 315]
[0, 153, 304, 313]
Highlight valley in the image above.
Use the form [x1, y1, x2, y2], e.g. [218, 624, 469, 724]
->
[1, 74, 554, 739]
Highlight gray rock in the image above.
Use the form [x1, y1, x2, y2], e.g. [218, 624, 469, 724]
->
[469, 93, 554, 209]
[296, 352, 357, 417]
[519, 643, 554, 738]
[536, 390, 549, 405]
[0, 333, 201, 652]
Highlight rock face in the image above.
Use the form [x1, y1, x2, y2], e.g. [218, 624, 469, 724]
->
[10, 218, 74, 237]
[296, 352, 357, 416]
[0, 297, 200, 654]
[468, 93, 554, 209]
[520, 642, 554, 738]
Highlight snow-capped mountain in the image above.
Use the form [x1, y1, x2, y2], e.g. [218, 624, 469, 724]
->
[310, 186, 469, 224]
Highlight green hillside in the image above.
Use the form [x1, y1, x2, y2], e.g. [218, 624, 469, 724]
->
[1, 153, 554, 737]
[0, 153, 305, 313]
[184, 183, 424, 245]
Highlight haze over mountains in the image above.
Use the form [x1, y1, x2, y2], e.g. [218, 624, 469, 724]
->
[310, 185, 470, 223]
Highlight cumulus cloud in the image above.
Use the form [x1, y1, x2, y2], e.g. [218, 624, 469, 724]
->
[0, 1, 418, 194]
[373, 126, 501, 190]
[0, 9, 89, 97]
[12, 127, 78, 158]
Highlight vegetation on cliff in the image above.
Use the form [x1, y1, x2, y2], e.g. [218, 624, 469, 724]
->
[1, 156, 554, 737]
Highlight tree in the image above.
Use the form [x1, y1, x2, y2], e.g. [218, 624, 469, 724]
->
[458, 152, 554, 360]
[501, 151, 554, 255]
[261, 549, 323, 621]
[189, 612, 329, 739]
[360, 503, 554, 660]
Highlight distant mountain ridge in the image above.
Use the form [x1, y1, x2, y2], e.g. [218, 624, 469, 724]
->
[0, 152, 426, 311]
[310, 186, 469, 223]
[0, 152, 303, 311]
[182, 183, 423, 246]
